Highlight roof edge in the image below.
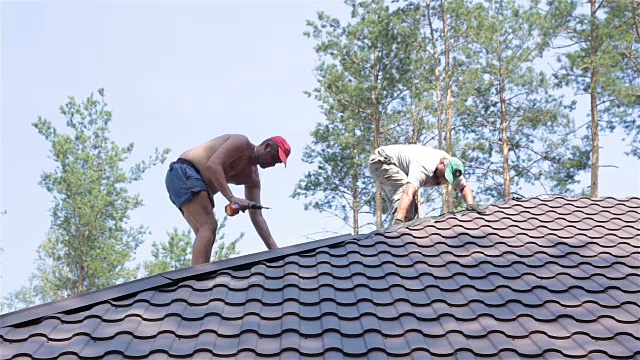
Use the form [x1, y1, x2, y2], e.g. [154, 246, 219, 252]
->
[0, 274, 172, 329]
[0, 232, 362, 329]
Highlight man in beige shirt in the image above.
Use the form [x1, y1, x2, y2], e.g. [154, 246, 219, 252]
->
[165, 134, 291, 265]
[368, 144, 482, 226]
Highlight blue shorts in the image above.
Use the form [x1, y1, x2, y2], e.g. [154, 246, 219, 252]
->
[165, 159, 215, 212]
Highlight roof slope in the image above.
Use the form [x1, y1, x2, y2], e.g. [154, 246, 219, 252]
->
[1, 196, 639, 359]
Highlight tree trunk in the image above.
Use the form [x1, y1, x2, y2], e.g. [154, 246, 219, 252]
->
[498, 41, 511, 198]
[590, 76, 599, 198]
[411, 103, 422, 218]
[76, 268, 85, 294]
[589, 0, 599, 198]
[352, 188, 359, 235]
[442, 0, 455, 211]
[427, 0, 447, 212]
[373, 47, 383, 229]
[77, 231, 88, 294]
[352, 147, 360, 234]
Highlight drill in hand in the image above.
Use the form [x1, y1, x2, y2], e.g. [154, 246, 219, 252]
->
[225, 201, 270, 216]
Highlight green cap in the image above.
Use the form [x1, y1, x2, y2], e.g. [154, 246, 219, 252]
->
[445, 157, 464, 186]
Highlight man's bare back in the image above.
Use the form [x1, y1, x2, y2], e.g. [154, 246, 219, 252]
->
[179, 134, 259, 193]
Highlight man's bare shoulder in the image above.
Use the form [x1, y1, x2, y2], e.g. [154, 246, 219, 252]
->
[221, 134, 255, 151]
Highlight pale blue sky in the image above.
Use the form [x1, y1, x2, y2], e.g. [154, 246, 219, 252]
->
[1, 1, 638, 300]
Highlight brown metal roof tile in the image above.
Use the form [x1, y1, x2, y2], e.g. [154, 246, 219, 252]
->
[1, 196, 639, 359]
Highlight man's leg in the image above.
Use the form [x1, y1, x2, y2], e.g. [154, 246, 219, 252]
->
[369, 160, 392, 210]
[382, 166, 417, 220]
[369, 160, 411, 219]
[181, 191, 218, 265]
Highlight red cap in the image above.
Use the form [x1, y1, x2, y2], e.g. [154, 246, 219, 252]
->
[270, 136, 291, 166]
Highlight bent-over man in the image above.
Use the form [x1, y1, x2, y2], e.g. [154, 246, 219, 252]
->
[368, 144, 482, 226]
[165, 134, 291, 265]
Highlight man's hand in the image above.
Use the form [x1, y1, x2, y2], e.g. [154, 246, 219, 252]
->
[229, 196, 251, 209]
[465, 203, 486, 214]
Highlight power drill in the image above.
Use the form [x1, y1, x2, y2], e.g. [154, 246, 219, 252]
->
[224, 201, 269, 216]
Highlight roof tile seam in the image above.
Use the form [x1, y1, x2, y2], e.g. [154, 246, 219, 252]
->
[304, 248, 640, 259]
[147, 260, 640, 282]
[4, 310, 638, 338]
[96, 283, 640, 301]
[101, 297, 640, 310]
[201, 269, 639, 281]
[5, 326, 640, 344]
[4, 333, 640, 359]
[430, 210, 640, 223]
[11, 299, 638, 330]
[263, 248, 640, 260]
[342, 237, 640, 249]
[152, 273, 640, 292]
[6, 348, 640, 360]
[403, 223, 640, 232]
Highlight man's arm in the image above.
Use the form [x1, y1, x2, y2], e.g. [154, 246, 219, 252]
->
[460, 185, 486, 213]
[245, 184, 278, 250]
[459, 185, 474, 205]
[395, 182, 418, 222]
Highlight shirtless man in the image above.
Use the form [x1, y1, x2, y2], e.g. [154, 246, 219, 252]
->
[165, 134, 291, 265]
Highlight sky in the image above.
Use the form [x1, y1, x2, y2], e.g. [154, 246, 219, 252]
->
[1, 1, 639, 303]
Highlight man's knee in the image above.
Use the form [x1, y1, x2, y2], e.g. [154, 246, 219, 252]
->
[197, 222, 217, 239]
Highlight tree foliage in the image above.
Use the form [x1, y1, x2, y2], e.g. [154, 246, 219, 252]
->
[2, 89, 170, 312]
[457, 0, 579, 201]
[553, 0, 640, 196]
[298, 0, 630, 232]
[296, 0, 422, 231]
[143, 216, 242, 276]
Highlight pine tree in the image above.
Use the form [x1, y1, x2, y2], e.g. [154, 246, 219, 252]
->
[297, 0, 420, 231]
[554, 0, 640, 197]
[1, 89, 170, 311]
